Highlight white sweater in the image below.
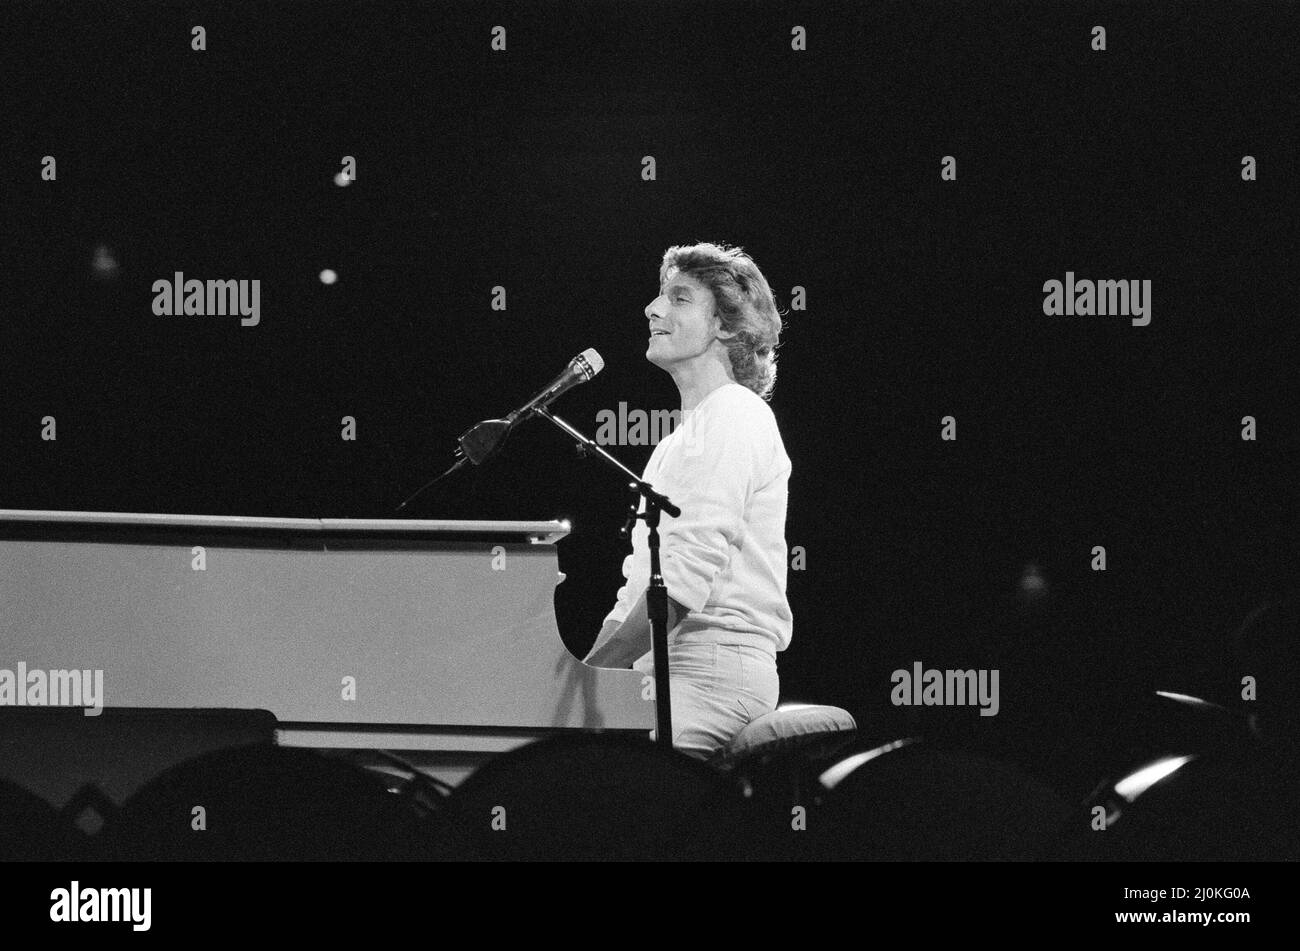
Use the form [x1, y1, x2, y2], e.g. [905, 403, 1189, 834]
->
[601, 381, 793, 656]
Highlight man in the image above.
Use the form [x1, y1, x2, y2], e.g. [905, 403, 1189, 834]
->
[583, 241, 793, 759]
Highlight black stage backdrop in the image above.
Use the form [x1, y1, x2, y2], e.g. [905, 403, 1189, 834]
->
[3, 1, 1296, 798]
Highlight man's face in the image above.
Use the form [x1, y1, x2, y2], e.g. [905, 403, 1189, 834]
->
[644, 271, 719, 367]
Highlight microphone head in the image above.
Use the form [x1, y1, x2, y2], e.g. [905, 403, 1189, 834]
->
[575, 348, 605, 380]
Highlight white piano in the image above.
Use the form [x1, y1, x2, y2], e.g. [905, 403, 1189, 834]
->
[0, 510, 652, 790]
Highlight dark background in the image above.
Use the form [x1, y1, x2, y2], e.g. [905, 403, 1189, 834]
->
[4, 1, 1296, 795]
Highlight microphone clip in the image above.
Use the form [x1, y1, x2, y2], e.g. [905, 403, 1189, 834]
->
[618, 482, 643, 539]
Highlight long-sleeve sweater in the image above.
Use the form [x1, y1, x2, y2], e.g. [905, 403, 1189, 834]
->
[600, 381, 793, 657]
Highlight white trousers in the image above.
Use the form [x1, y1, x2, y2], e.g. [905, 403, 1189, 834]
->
[633, 642, 780, 759]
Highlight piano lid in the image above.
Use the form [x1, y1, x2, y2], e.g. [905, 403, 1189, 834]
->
[0, 510, 571, 545]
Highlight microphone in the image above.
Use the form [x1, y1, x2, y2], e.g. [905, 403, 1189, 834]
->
[456, 348, 603, 466]
[395, 348, 604, 512]
[504, 348, 605, 427]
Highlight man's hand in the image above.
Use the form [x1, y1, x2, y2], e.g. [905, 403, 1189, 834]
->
[583, 618, 638, 668]
[582, 591, 688, 668]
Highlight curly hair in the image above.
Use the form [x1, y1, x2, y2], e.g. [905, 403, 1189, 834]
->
[658, 242, 786, 401]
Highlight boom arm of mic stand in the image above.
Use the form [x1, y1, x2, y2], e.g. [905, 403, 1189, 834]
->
[533, 407, 680, 751]
[531, 408, 679, 517]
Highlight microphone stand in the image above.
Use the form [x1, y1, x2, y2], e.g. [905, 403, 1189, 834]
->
[533, 406, 680, 751]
